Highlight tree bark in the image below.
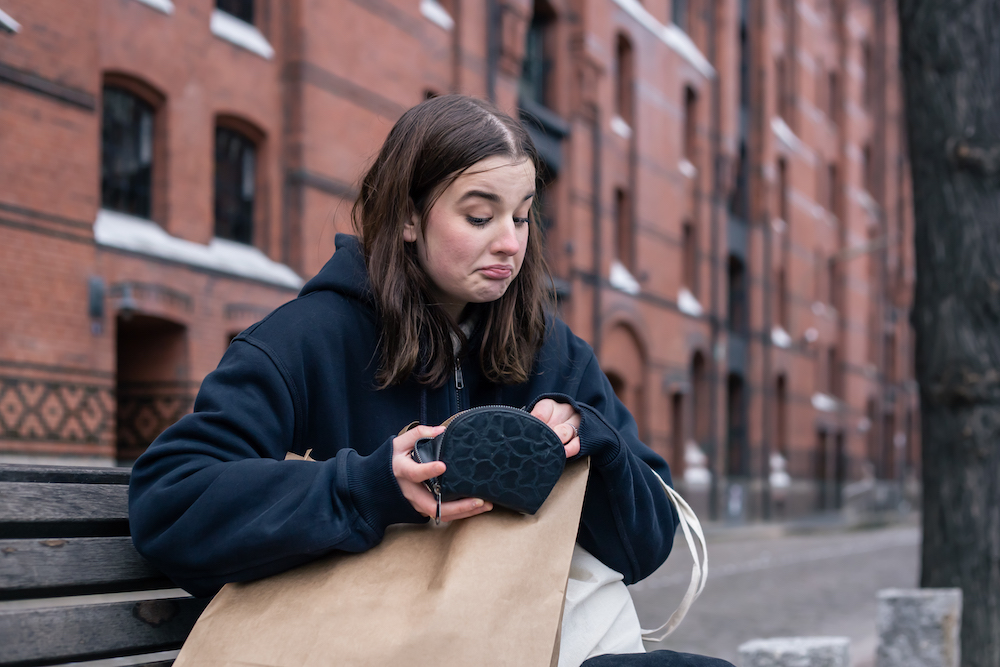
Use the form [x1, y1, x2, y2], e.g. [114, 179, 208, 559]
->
[898, 1, 1000, 664]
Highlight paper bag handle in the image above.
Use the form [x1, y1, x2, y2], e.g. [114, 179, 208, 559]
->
[640, 472, 708, 643]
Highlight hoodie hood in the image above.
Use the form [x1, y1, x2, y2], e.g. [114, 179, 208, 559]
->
[299, 234, 374, 308]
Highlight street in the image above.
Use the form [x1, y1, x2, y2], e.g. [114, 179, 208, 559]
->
[630, 522, 921, 666]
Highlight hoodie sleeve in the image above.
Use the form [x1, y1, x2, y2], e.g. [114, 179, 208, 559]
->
[128, 338, 424, 597]
[527, 355, 680, 585]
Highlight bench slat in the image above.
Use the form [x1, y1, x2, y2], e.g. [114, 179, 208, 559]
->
[0, 483, 129, 523]
[0, 597, 209, 666]
[0, 538, 169, 598]
[0, 465, 130, 485]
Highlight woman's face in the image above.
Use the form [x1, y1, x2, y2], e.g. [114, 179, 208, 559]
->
[404, 156, 536, 322]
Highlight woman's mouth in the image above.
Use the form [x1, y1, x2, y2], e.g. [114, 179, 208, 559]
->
[479, 265, 513, 280]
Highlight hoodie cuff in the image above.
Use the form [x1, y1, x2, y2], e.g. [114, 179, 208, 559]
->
[347, 436, 426, 534]
[526, 393, 622, 467]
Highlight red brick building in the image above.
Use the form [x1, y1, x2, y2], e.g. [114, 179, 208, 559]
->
[0, 0, 917, 519]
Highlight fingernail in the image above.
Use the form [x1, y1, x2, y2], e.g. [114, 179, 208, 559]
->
[473, 499, 484, 507]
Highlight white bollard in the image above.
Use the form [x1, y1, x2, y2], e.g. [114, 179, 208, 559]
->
[738, 637, 850, 667]
[876, 588, 962, 667]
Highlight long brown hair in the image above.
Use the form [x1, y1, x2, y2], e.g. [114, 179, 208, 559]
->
[352, 95, 552, 388]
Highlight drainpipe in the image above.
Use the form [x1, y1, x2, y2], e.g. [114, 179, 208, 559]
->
[486, 0, 499, 101]
[591, 106, 603, 356]
[452, 0, 462, 92]
[706, 0, 723, 521]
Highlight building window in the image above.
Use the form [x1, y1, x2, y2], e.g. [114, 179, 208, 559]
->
[828, 70, 839, 124]
[777, 157, 789, 222]
[727, 373, 747, 477]
[827, 162, 838, 216]
[615, 33, 634, 126]
[670, 392, 685, 476]
[728, 255, 747, 334]
[214, 126, 256, 244]
[682, 222, 697, 293]
[776, 375, 788, 457]
[777, 267, 789, 329]
[827, 346, 840, 397]
[776, 57, 787, 121]
[885, 331, 897, 383]
[217, 0, 253, 23]
[101, 87, 155, 219]
[692, 352, 708, 445]
[672, 0, 688, 32]
[614, 187, 633, 271]
[519, 1, 555, 108]
[828, 258, 838, 310]
[862, 41, 873, 109]
[683, 86, 698, 164]
[863, 143, 874, 195]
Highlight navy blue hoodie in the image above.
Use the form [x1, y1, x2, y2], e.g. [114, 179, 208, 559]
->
[129, 234, 679, 597]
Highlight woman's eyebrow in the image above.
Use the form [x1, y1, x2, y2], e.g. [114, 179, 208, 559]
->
[457, 190, 536, 204]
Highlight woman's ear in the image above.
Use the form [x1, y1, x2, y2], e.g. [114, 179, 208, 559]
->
[402, 209, 419, 243]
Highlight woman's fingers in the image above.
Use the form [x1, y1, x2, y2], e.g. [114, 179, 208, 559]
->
[439, 498, 493, 522]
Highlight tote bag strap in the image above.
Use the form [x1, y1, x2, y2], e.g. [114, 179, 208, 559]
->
[640, 472, 709, 643]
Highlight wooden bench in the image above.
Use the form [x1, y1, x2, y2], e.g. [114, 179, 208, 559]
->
[0, 464, 208, 666]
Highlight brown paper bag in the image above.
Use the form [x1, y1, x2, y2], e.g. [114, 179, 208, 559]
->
[174, 458, 590, 667]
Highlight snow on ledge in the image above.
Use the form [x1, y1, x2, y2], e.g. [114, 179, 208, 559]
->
[420, 0, 454, 30]
[678, 287, 703, 317]
[771, 116, 811, 158]
[210, 9, 274, 60]
[94, 209, 303, 289]
[811, 392, 839, 413]
[678, 159, 697, 179]
[609, 260, 640, 295]
[610, 0, 715, 79]
[771, 326, 792, 348]
[134, 0, 174, 15]
[610, 115, 633, 139]
[0, 7, 21, 33]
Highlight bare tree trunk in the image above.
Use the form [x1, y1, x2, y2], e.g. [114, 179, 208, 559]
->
[898, 1, 1000, 664]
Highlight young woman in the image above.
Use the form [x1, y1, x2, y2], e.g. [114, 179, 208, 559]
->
[129, 95, 731, 667]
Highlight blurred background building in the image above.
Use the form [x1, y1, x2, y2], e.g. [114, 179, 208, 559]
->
[0, 0, 918, 520]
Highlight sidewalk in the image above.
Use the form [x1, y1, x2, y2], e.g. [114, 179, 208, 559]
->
[700, 508, 920, 543]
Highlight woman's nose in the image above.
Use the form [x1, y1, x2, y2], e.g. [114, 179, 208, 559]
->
[492, 218, 521, 255]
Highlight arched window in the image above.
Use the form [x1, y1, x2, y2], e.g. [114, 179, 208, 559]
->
[726, 373, 747, 477]
[217, 0, 254, 23]
[615, 33, 634, 126]
[614, 187, 633, 271]
[519, 0, 555, 108]
[214, 123, 259, 245]
[727, 255, 747, 334]
[101, 86, 157, 218]
[682, 221, 697, 293]
[691, 352, 709, 445]
[683, 86, 698, 164]
[776, 375, 788, 458]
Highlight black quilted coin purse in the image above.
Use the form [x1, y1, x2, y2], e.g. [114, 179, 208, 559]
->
[408, 406, 566, 521]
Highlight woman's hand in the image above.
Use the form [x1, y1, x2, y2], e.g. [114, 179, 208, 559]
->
[530, 399, 582, 458]
[391, 425, 494, 522]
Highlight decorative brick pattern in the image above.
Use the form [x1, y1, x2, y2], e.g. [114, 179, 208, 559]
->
[0, 375, 114, 446]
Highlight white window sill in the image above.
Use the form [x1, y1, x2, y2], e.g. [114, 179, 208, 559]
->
[421, 0, 454, 30]
[678, 287, 703, 317]
[609, 0, 715, 79]
[609, 260, 640, 295]
[771, 326, 792, 348]
[0, 7, 21, 33]
[210, 9, 274, 60]
[94, 209, 302, 289]
[811, 392, 840, 413]
[134, 0, 174, 15]
[771, 117, 807, 156]
[610, 115, 633, 139]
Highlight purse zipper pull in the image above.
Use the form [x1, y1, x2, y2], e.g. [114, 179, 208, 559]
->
[433, 481, 442, 525]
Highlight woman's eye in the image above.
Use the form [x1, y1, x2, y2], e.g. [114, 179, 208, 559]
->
[466, 216, 492, 225]
[513, 216, 530, 225]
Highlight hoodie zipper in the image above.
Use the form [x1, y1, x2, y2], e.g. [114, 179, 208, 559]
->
[454, 358, 465, 412]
